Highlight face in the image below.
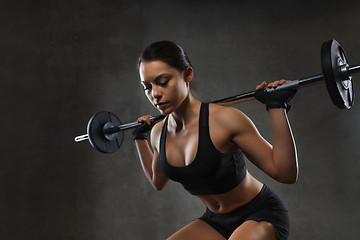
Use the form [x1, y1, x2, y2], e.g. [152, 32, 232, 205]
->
[139, 60, 192, 115]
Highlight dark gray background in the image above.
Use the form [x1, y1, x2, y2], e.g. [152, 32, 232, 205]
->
[1, 0, 360, 239]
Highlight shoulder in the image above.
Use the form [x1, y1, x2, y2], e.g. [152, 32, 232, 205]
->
[208, 103, 255, 132]
[209, 103, 246, 117]
[208, 104, 262, 152]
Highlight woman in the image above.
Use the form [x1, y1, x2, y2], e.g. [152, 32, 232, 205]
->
[133, 41, 298, 240]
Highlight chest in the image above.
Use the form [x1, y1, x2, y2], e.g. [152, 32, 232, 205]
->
[164, 119, 237, 167]
[159, 120, 247, 195]
[165, 125, 198, 167]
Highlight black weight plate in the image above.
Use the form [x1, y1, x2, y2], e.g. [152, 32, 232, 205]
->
[87, 111, 124, 153]
[321, 39, 354, 109]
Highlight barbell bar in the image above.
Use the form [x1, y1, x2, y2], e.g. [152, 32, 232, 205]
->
[211, 65, 359, 106]
[74, 115, 165, 142]
[74, 39, 360, 153]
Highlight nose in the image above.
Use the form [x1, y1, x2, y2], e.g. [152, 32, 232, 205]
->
[152, 85, 162, 99]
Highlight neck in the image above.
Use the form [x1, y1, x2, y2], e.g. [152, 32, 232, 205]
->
[169, 93, 201, 130]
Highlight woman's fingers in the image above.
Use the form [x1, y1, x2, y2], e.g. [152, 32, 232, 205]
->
[257, 79, 291, 90]
[267, 79, 290, 88]
[256, 81, 267, 90]
[137, 115, 153, 125]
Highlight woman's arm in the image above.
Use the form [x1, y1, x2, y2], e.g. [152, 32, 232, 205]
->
[213, 81, 298, 184]
[134, 122, 169, 191]
[228, 107, 298, 184]
[267, 108, 298, 183]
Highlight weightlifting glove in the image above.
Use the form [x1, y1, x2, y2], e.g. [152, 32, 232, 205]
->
[254, 88, 297, 112]
[132, 121, 156, 140]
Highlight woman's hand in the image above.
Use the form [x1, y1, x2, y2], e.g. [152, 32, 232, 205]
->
[133, 115, 170, 191]
[132, 115, 155, 140]
[254, 80, 296, 111]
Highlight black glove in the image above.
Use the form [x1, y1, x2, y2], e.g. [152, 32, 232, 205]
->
[132, 121, 156, 140]
[255, 87, 297, 112]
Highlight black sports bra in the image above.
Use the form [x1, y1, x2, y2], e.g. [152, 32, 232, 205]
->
[159, 102, 247, 195]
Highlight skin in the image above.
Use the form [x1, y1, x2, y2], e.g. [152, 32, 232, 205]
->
[135, 60, 298, 240]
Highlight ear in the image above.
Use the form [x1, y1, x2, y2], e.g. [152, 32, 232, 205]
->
[184, 66, 194, 83]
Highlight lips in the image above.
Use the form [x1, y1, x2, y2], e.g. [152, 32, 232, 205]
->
[156, 102, 168, 110]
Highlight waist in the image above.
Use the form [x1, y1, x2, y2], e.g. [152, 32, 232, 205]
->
[197, 172, 264, 214]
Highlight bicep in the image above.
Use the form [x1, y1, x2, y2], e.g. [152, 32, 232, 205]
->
[151, 148, 169, 191]
[150, 125, 169, 191]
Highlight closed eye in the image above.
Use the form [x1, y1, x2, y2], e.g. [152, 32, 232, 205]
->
[158, 80, 169, 87]
[156, 75, 172, 86]
[141, 74, 172, 91]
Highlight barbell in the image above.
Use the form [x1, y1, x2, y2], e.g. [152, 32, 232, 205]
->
[74, 39, 360, 153]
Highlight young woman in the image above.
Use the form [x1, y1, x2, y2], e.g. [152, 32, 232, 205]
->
[133, 41, 298, 240]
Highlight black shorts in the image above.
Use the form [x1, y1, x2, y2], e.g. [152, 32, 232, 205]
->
[198, 184, 290, 240]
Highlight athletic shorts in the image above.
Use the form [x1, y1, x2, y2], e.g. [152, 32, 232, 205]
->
[198, 184, 289, 240]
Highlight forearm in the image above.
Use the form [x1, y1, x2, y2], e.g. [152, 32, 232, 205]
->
[268, 108, 298, 183]
[134, 139, 155, 183]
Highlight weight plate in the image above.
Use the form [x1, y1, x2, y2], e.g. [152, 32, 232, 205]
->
[87, 111, 124, 153]
[321, 39, 354, 109]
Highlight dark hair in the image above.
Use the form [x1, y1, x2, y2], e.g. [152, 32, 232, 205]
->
[138, 41, 193, 72]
